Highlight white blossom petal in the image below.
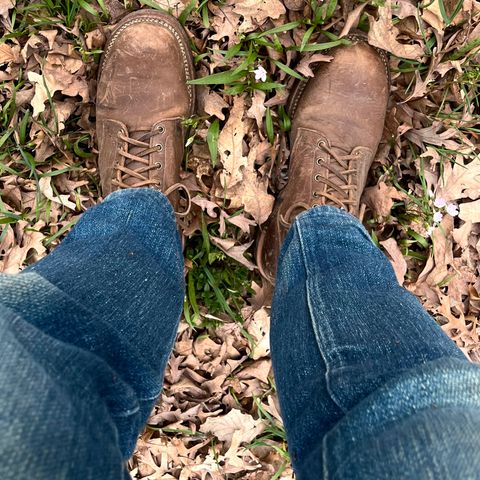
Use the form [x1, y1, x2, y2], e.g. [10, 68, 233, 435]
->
[254, 65, 267, 82]
[446, 203, 459, 217]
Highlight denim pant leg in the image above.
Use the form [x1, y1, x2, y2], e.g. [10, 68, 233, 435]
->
[272, 206, 480, 479]
[0, 188, 184, 479]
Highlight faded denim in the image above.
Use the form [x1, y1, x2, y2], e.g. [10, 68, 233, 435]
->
[0, 189, 184, 479]
[1, 188, 479, 479]
[271, 206, 480, 479]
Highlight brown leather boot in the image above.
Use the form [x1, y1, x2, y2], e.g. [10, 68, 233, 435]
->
[96, 10, 195, 211]
[257, 38, 389, 285]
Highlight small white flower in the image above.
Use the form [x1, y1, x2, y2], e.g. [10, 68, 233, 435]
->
[446, 203, 459, 217]
[426, 225, 435, 237]
[433, 197, 446, 208]
[254, 65, 267, 82]
[433, 211, 443, 223]
[428, 189, 435, 198]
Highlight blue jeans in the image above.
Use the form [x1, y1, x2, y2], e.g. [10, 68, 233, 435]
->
[1, 188, 479, 479]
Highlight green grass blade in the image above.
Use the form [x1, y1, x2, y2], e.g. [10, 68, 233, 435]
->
[272, 59, 306, 81]
[265, 107, 274, 144]
[188, 69, 246, 85]
[207, 119, 219, 167]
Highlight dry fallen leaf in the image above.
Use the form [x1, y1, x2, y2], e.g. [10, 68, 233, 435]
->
[199, 88, 229, 121]
[368, 0, 424, 61]
[221, 211, 256, 234]
[2, 221, 46, 273]
[191, 195, 219, 218]
[340, 3, 368, 37]
[0, 43, 20, 64]
[246, 307, 271, 360]
[246, 90, 266, 130]
[28, 61, 89, 117]
[296, 53, 333, 78]
[436, 157, 480, 202]
[426, 215, 455, 286]
[233, 0, 286, 26]
[218, 96, 248, 189]
[200, 408, 265, 447]
[39, 176, 77, 210]
[0, 0, 14, 18]
[380, 237, 407, 285]
[452, 220, 473, 250]
[459, 200, 480, 224]
[210, 237, 256, 270]
[223, 144, 275, 225]
[362, 181, 405, 218]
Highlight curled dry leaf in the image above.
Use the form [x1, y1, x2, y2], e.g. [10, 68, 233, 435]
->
[200, 408, 266, 448]
[0, 43, 21, 64]
[380, 237, 407, 285]
[233, 0, 286, 25]
[2, 221, 46, 273]
[0, 0, 14, 18]
[368, 0, 424, 61]
[436, 157, 480, 202]
[221, 211, 257, 234]
[426, 215, 454, 286]
[39, 176, 77, 210]
[218, 96, 248, 189]
[246, 307, 271, 360]
[362, 181, 406, 218]
[459, 200, 480, 224]
[222, 144, 275, 225]
[199, 87, 229, 120]
[296, 53, 333, 78]
[210, 236, 256, 270]
[246, 90, 266, 130]
[38, 30, 57, 49]
[28, 61, 89, 117]
[191, 195, 219, 218]
[284, 0, 305, 11]
[85, 28, 106, 50]
[340, 3, 368, 37]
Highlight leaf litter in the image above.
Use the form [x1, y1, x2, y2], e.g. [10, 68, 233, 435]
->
[0, 0, 479, 477]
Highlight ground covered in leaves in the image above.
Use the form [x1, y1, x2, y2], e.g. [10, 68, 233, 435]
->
[1, 0, 479, 478]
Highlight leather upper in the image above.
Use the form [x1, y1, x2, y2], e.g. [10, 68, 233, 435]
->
[96, 10, 195, 208]
[257, 39, 390, 285]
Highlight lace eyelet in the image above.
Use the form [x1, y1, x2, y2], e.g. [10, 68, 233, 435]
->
[314, 174, 321, 182]
[154, 143, 164, 151]
[156, 125, 165, 134]
[316, 157, 324, 165]
[317, 140, 326, 148]
[154, 162, 163, 169]
[354, 151, 360, 156]
[313, 191, 319, 198]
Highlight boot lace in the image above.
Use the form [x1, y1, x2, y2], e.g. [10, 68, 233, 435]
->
[280, 141, 363, 227]
[113, 128, 191, 217]
[113, 129, 163, 189]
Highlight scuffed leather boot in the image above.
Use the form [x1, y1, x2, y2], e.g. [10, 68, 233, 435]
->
[96, 10, 195, 212]
[257, 37, 389, 285]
